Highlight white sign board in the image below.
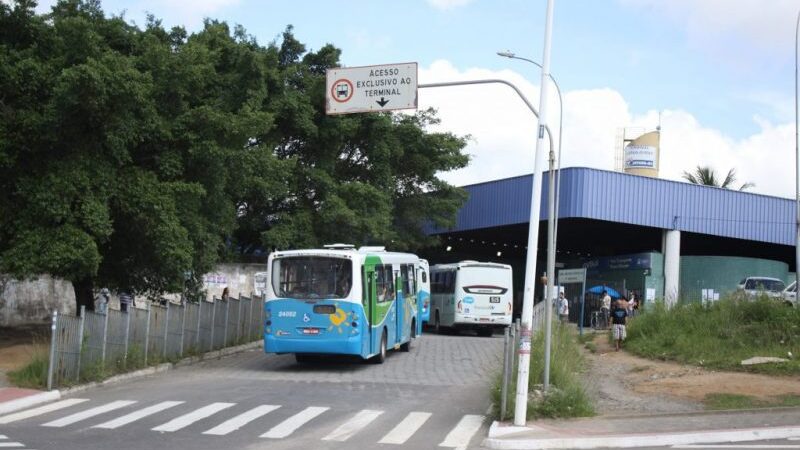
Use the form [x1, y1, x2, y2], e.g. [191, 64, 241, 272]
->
[558, 268, 586, 284]
[624, 144, 657, 169]
[326, 62, 418, 115]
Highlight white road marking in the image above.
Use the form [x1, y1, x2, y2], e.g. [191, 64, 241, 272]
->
[674, 445, 800, 449]
[42, 400, 136, 428]
[0, 436, 5, 439]
[438, 414, 485, 449]
[202, 405, 280, 436]
[260, 406, 329, 439]
[0, 443, 24, 448]
[92, 401, 185, 429]
[152, 402, 235, 432]
[322, 409, 384, 442]
[378, 411, 432, 445]
[0, 398, 89, 424]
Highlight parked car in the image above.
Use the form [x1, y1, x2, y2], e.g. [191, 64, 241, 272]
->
[736, 277, 786, 300]
[782, 281, 797, 306]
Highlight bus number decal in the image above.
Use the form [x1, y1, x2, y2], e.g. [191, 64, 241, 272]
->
[278, 311, 296, 318]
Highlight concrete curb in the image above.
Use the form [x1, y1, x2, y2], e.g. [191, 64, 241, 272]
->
[0, 390, 61, 416]
[483, 420, 800, 449]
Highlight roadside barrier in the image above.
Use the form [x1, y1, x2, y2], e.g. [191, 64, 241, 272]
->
[46, 294, 265, 390]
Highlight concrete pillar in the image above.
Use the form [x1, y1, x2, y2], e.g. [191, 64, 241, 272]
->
[663, 229, 681, 307]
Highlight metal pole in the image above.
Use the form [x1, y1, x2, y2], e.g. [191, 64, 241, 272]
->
[101, 307, 109, 367]
[795, 10, 800, 293]
[514, 0, 555, 426]
[144, 304, 151, 365]
[196, 299, 203, 351]
[179, 302, 186, 356]
[163, 302, 170, 359]
[123, 308, 130, 367]
[544, 134, 557, 391]
[209, 299, 216, 351]
[500, 327, 511, 422]
[223, 298, 230, 347]
[47, 310, 58, 391]
[76, 305, 86, 382]
[236, 296, 243, 343]
[580, 271, 587, 336]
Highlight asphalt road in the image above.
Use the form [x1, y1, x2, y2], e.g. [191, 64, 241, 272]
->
[0, 332, 503, 450]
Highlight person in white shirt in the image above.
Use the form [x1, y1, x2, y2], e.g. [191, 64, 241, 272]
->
[601, 291, 611, 328]
[558, 292, 569, 324]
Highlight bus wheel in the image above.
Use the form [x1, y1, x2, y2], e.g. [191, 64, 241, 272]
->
[373, 331, 387, 364]
[477, 328, 493, 337]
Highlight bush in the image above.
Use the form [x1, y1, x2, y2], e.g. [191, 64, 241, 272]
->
[7, 351, 49, 389]
[626, 298, 800, 375]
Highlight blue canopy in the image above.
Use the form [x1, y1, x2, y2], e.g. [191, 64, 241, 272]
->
[586, 285, 621, 298]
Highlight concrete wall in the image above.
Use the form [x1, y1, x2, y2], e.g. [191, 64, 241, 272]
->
[0, 275, 76, 326]
[679, 255, 789, 302]
[0, 263, 269, 327]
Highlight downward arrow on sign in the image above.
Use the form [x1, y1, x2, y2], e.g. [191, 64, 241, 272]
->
[376, 97, 390, 107]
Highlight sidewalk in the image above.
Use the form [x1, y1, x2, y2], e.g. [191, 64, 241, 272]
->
[484, 408, 800, 449]
[0, 387, 60, 415]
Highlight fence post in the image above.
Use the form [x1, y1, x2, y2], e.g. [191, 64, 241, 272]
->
[163, 301, 170, 359]
[47, 310, 59, 391]
[223, 299, 230, 347]
[101, 307, 109, 367]
[236, 296, 243, 343]
[209, 299, 216, 352]
[179, 303, 186, 356]
[123, 308, 131, 368]
[144, 304, 151, 365]
[76, 305, 86, 382]
[500, 327, 511, 421]
[196, 299, 202, 351]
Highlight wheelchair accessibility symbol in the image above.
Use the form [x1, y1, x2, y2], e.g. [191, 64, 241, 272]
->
[331, 79, 354, 103]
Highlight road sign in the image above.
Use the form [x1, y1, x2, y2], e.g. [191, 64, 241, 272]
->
[326, 62, 417, 115]
[557, 268, 586, 284]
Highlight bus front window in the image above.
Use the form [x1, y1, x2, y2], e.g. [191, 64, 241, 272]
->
[272, 257, 353, 299]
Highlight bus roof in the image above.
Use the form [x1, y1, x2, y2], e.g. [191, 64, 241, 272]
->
[431, 261, 512, 270]
[270, 247, 419, 261]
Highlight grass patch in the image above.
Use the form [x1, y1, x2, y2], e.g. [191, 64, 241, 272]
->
[626, 297, 800, 375]
[704, 393, 800, 410]
[629, 365, 650, 373]
[7, 351, 49, 389]
[584, 342, 597, 353]
[492, 322, 595, 420]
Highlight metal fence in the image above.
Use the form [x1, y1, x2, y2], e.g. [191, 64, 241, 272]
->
[46, 294, 265, 390]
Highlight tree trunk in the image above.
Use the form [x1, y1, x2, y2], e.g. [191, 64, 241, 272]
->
[73, 277, 95, 315]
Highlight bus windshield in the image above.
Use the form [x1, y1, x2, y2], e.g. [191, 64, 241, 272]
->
[272, 256, 352, 299]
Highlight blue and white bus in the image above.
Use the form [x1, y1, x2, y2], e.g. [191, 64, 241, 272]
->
[264, 245, 428, 363]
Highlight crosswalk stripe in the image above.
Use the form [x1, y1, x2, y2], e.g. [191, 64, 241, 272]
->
[0, 435, 6, 439]
[0, 398, 89, 425]
[322, 409, 384, 442]
[202, 405, 281, 436]
[151, 403, 235, 432]
[42, 400, 136, 428]
[0, 443, 24, 448]
[260, 406, 329, 439]
[438, 414, 485, 448]
[378, 411, 432, 445]
[92, 401, 185, 429]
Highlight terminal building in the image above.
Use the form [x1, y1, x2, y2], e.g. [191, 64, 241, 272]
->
[421, 131, 796, 317]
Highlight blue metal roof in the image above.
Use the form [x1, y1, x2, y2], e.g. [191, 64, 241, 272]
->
[435, 167, 796, 246]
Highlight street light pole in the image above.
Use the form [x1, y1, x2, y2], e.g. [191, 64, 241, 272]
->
[497, 51, 564, 393]
[795, 10, 800, 296]
[511, 0, 555, 426]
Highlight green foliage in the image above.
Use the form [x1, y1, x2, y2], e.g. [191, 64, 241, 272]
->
[0, 1, 468, 306]
[627, 298, 800, 375]
[704, 393, 800, 410]
[492, 323, 595, 420]
[7, 351, 49, 389]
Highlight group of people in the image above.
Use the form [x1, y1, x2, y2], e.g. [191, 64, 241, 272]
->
[600, 290, 639, 351]
[94, 288, 134, 313]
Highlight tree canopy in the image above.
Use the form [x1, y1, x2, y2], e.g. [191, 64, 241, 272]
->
[0, 0, 469, 310]
[682, 166, 754, 191]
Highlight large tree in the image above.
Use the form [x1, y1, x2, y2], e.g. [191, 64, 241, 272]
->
[0, 1, 468, 312]
[682, 166, 754, 191]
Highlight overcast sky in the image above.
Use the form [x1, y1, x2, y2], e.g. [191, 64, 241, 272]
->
[29, 0, 800, 198]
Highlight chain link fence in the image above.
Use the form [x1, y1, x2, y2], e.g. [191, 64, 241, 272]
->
[46, 294, 265, 390]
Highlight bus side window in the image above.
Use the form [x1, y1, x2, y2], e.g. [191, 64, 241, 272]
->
[421, 270, 427, 284]
[405, 264, 416, 301]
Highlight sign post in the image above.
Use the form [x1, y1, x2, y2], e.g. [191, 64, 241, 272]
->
[558, 268, 586, 335]
[326, 63, 418, 115]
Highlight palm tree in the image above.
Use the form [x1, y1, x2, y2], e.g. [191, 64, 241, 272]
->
[681, 166, 754, 191]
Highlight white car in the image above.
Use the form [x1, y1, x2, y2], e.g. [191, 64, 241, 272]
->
[782, 281, 797, 306]
[737, 277, 786, 300]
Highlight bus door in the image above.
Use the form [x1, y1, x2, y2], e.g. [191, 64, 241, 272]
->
[394, 268, 402, 346]
[364, 266, 375, 355]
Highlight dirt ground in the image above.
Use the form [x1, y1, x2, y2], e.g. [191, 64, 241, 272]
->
[581, 330, 800, 415]
[0, 325, 50, 386]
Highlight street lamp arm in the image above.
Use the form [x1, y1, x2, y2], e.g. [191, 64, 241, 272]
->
[419, 79, 555, 154]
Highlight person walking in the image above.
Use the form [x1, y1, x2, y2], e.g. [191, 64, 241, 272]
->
[221, 287, 230, 302]
[611, 298, 628, 351]
[627, 292, 637, 318]
[558, 292, 569, 324]
[96, 288, 110, 314]
[119, 289, 133, 313]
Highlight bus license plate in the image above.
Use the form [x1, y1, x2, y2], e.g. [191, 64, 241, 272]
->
[302, 328, 320, 335]
[490, 297, 501, 303]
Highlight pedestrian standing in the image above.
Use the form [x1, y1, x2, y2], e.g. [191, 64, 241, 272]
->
[119, 290, 133, 313]
[627, 292, 637, 318]
[96, 288, 110, 314]
[600, 290, 611, 329]
[611, 298, 628, 351]
[558, 291, 569, 324]
[221, 287, 230, 302]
